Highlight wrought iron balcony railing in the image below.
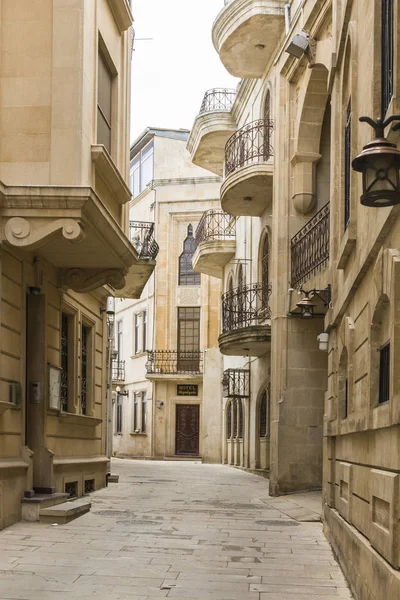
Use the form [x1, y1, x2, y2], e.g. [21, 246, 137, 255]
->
[146, 351, 203, 375]
[223, 369, 250, 398]
[221, 282, 272, 333]
[291, 203, 330, 288]
[112, 360, 125, 382]
[129, 221, 159, 260]
[199, 88, 237, 114]
[194, 210, 235, 247]
[225, 119, 274, 177]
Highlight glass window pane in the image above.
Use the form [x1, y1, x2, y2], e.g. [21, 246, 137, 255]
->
[98, 53, 112, 123]
[97, 109, 111, 153]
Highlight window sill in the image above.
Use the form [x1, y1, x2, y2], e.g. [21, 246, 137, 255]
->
[91, 145, 131, 205]
[130, 432, 147, 436]
[130, 352, 147, 359]
[0, 401, 20, 414]
[58, 413, 102, 427]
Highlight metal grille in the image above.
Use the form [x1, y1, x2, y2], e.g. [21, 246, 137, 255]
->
[65, 481, 78, 498]
[81, 325, 87, 415]
[379, 342, 390, 404]
[259, 391, 268, 437]
[61, 313, 69, 412]
[227, 401, 232, 439]
[344, 101, 351, 230]
[225, 119, 274, 177]
[222, 369, 250, 398]
[84, 479, 95, 494]
[232, 400, 238, 437]
[199, 88, 237, 114]
[290, 203, 330, 288]
[129, 221, 159, 260]
[222, 282, 272, 333]
[194, 210, 235, 247]
[382, 0, 394, 116]
[112, 360, 125, 382]
[238, 400, 243, 439]
[146, 350, 203, 375]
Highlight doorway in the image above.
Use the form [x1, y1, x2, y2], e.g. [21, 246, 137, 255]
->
[175, 404, 200, 455]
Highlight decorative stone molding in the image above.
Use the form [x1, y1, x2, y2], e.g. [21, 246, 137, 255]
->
[177, 286, 201, 306]
[107, 0, 133, 33]
[291, 152, 321, 214]
[62, 268, 126, 293]
[4, 217, 85, 250]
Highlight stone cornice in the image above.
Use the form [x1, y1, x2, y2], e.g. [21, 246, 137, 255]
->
[107, 0, 133, 33]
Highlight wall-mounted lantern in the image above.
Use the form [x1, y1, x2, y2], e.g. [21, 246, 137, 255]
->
[295, 285, 331, 319]
[352, 115, 400, 207]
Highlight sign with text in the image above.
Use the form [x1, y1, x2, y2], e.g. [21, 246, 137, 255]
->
[177, 384, 198, 397]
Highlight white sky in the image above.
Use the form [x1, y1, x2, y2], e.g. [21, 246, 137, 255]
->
[130, 0, 238, 143]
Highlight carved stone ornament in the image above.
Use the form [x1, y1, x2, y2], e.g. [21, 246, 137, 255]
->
[4, 217, 85, 249]
[62, 269, 126, 293]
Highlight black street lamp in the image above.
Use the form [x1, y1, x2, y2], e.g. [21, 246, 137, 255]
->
[295, 286, 331, 319]
[352, 115, 400, 207]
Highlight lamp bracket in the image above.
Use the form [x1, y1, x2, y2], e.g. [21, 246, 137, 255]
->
[299, 284, 331, 307]
[359, 115, 400, 138]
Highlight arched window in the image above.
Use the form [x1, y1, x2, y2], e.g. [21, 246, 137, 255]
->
[339, 349, 349, 419]
[259, 390, 269, 438]
[261, 234, 269, 306]
[227, 401, 232, 439]
[179, 225, 201, 286]
[264, 90, 271, 121]
[237, 264, 244, 324]
[238, 400, 243, 439]
[238, 264, 244, 288]
[232, 400, 238, 437]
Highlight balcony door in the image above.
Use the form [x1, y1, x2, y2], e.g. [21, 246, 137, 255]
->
[176, 404, 200, 455]
[177, 307, 200, 372]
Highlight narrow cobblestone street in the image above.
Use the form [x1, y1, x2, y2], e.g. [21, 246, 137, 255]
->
[0, 460, 352, 599]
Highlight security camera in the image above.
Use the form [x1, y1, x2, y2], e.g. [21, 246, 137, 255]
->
[106, 296, 115, 316]
[317, 333, 329, 352]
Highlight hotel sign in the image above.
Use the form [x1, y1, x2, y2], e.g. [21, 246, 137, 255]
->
[177, 384, 198, 396]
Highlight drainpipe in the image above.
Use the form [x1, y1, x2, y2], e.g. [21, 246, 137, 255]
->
[284, 4, 291, 34]
[106, 298, 115, 476]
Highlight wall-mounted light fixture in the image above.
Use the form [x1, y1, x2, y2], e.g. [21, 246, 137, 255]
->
[293, 285, 331, 319]
[352, 115, 400, 207]
[29, 286, 41, 296]
[285, 32, 316, 67]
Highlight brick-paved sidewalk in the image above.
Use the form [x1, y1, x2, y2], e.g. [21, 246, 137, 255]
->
[0, 459, 352, 599]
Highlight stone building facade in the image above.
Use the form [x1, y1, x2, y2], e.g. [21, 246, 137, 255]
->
[112, 129, 223, 463]
[0, 0, 155, 529]
[188, 0, 400, 598]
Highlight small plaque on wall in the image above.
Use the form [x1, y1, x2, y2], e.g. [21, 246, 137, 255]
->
[177, 384, 198, 397]
[48, 365, 62, 411]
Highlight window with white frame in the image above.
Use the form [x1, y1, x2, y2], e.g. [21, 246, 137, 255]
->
[141, 391, 147, 433]
[134, 311, 148, 355]
[134, 313, 141, 354]
[132, 391, 147, 434]
[133, 392, 139, 431]
[143, 310, 147, 351]
[117, 320, 123, 360]
[130, 141, 154, 197]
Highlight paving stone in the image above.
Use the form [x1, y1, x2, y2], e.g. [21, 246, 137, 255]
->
[0, 459, 352, 599]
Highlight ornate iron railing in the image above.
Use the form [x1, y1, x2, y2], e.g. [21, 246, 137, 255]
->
[112, 360, 125, 382]
[146, 351, 203, 375]
[291, 203, 330, 288]
[129, 221, 159, 260]
[194, 210, 235, 247]
[223, 369, 250, 398]
[199, 88, 237, 114]
[225, 119, 274, 176]
[221, 282, 272, 333]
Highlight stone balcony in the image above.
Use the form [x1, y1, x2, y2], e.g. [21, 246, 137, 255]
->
[187, 88, 237, 176]
[212, 0, 286, 78]
[145, 351, 203, 382]
[221, 119, 274, 216]
[218, 282, 272, 356]
[0, 181, 156, 298]
[192, 210, 236, 279]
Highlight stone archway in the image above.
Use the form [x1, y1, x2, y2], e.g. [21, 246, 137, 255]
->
[292, 64, 330, 214]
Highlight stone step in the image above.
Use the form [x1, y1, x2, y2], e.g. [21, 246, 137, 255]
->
[107, 473, 119, 483]
[21, 493, 70, 522]
[39, 498, 91, 524]
[165, 455, 203, 462]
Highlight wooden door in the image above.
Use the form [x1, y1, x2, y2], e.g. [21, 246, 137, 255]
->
[175, 404, 200, 455]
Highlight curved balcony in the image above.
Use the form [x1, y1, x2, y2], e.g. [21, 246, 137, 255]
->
[212, 0, 286, 78]
[219, 282, 272, 356]
[192, 210, 236, 279]
[187, 88, 237, 176]
[145, 351, 203, 382]
[221, 119, 273, 216]
[129, 221, 159, 260]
